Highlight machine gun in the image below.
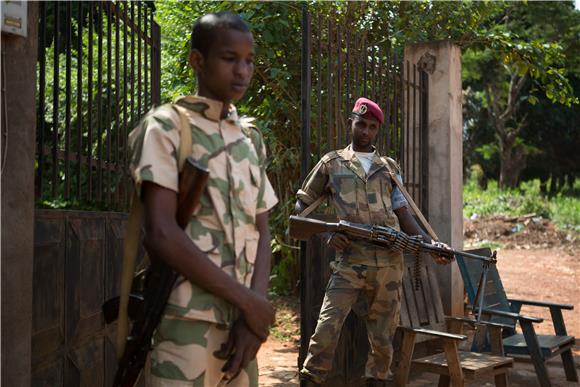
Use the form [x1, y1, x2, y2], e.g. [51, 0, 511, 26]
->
[102, 157, 209, 387]
[288, 215, 497, 321]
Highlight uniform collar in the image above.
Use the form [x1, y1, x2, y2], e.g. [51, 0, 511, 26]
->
[174, 95, 239, 123]
[341, 144, 385, 181]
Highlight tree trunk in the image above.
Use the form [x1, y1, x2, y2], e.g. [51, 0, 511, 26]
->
[499, 141, 527, 188]
[485, 73, 529, 189]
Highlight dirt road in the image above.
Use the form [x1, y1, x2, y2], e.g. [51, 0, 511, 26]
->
[257, 247, 580, 385]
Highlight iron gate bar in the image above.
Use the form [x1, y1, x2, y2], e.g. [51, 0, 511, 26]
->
[345, 29, 350, 145]
[130, 2, 135, 127]
[115, 1, 120, 205]
[337, 23, 340, 148]
[123, 1, 129, 207]
[405, 60, 410, 182]
[363, 39, 367, 98]
[106, 1, 112, 206]
[378, 49, 383, 154]
[395, 51, 401, 161]
[51, 2, 60, 198]
[65, 2, 72, 199]
[300, 3, 311, 182]
[88, 3, 94, 200]
[371, 44, 376, 102]
[412, 63, 417, 200]
[416, 68, 425, 208]
[37, 2, 46, 198]
[77, 2, 83, 200]
[137, 2, 142, 119]
[143, 7, 149, 112]
[327, 17, 332, 150]
[316, 13, 322, 160]
[421, 71, 429, 215]
[97, 2, 104, 202]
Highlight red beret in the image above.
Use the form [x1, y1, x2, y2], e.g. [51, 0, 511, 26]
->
[352, 97, 384, 124]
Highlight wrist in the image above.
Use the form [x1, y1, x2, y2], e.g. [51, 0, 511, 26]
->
[233, 284, 254, 313]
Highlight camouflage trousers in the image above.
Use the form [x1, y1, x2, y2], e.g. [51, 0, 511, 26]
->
[150, 316, 258, 387]
[301, 260, 403, 382]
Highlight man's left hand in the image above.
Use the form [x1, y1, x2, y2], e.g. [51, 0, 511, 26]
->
[429, 241, 454, 265]
[220, 319, 262, 382]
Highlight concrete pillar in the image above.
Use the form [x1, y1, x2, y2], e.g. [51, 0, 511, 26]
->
[404, 41, 464, 316]
[1, 3, 38, 385]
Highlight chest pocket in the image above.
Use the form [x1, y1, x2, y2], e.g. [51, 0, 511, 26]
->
[331, 172, 357, 210]
[236, 138, 262, 212]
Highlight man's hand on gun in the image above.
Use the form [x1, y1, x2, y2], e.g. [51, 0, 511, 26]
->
[326, 232, 351, 251]
[428, 240, 454, 265]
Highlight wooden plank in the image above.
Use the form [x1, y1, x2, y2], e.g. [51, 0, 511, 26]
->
[495, 372, 509, 387]
[488, 325, 505, 356]
[412, 351, 512, 378]
[408, 261, 429, 325]
[442, 340, 464, 386]
[420, 260, 439, 324]
[503, 334, 575, 355]
[561, 349, 579, 382]
[400, 286, 411, 326]
[426, 264, 445, 323]
[401, 264, 420, 327]
[520, 320, 551, 387]
[395, 330, 416, 386]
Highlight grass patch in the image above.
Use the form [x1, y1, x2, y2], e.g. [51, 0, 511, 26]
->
[464, 240, 504, 250]
[269, 296, 299, 342]
[464, 179, 580, 231]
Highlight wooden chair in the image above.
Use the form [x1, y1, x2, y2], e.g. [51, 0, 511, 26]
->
[456, 248, 578, 387]
[396, 254, 514, 386]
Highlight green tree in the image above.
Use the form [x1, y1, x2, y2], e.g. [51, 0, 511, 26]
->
[462, 1, 579, 188]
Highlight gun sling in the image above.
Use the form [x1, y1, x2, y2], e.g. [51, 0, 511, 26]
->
[116, 105, 193, 359]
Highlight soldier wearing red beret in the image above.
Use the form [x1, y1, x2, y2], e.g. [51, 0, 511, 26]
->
[295, 97, 449, 386]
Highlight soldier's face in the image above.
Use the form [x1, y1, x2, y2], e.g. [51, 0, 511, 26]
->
[351, 114, 379, 151]
[189, 28, 255, 103]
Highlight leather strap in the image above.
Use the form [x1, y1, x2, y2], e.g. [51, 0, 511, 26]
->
[298, 195, 327, 217]
[383, 162, 439, 242]
[116, 105, 193, 359]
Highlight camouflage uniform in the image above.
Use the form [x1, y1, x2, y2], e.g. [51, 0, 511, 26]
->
[129, 95, 278, 386]
[297, 144, 407, 382]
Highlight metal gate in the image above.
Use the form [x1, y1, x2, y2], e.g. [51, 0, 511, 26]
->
[33, 2, 159, 385]
[299, 5, 429, 385]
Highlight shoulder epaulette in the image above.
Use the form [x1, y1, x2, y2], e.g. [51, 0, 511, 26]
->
[321, 150, 340, 163]
[381, 156, 402, 174]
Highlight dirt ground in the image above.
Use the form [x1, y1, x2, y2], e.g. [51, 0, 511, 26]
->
[258, 215, 580, 385]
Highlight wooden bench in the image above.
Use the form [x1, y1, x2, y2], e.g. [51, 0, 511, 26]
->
[395, 254, 514, 386]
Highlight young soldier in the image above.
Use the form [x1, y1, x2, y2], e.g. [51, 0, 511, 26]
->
[128, 12, 278, 386]
[296, 98, 449, 386]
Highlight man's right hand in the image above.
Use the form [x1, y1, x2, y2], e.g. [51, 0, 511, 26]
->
[240, 292, 274, 342]
[326, 232, 351, 251]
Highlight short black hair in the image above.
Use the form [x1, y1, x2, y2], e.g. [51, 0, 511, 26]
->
[190, 11, 250, 57]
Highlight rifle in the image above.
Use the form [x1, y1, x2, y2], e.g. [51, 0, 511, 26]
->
[102, 156, 209, 387]
[288, 215, 497, 320]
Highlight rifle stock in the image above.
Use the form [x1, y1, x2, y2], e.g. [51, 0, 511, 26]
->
[111, 156, 209, 387]
[288, 215, 340, 240]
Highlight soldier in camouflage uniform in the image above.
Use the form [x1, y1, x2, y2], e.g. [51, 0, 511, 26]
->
[128, 12, 278, 386]
[296, 98, 449, 386]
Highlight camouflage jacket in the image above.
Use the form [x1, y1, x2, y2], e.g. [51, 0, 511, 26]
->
[297, 144, 405, 267]
[128, 95, 278, 325]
